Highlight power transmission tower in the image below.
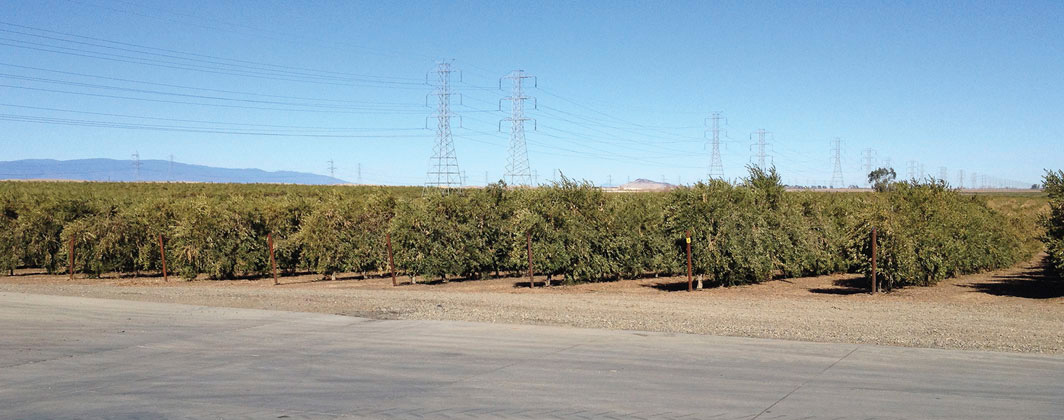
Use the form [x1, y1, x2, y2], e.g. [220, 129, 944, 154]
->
[919, 163, 926, 180]
[882, 157, 892, 170]
[131, 151, 141, 181]
[706, 112, 724, 180]
[970, 172, 978, 189]
[938, 166, 948, 183]
[500, 70, 537, 186]
[750, 129, 770, 170]
[327, 160, 336, 180]
[357, 163, 362, 184]
[861, 148, 877, 177]
[426, 61, 462, 189]
[168, 154, 174, 182]
[830, 138, 844, 187]
[958, 169, 965, 189]
[907, 161, 918, 180]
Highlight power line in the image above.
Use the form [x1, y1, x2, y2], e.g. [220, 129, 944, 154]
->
[0, 22, 424, 85]
[0, 84, 427, 115]
[0, 103, 425, 131]
[0, 112, 433, 138]
[0, 63, 423, 106]
[55, 0, 435, 62]
[0, 38, 427, 89]
[0, 73, 420, 110]
[0, 21, 421, 81]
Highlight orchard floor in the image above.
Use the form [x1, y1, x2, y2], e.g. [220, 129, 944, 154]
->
[2, 254, 1062, 354]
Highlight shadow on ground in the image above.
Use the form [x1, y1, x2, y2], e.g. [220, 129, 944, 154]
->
[963, 258, 1064, 299]
[809, 276, 871, 295]
[643, 281, 692, 292]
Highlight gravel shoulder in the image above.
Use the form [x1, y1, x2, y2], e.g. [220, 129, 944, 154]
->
[2, 255, 1062, 354]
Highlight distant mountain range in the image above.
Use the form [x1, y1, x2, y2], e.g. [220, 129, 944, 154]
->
[0, 159, 347, 184]
[617, 178, 674, 191]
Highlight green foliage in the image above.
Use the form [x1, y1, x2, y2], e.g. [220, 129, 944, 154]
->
[868, 167, 897, 192]
[0, 178, 1040, 288]
[664, 170, 863, 286]
[1041, 170, 1064, 276]
[864, 181, 1030, 287]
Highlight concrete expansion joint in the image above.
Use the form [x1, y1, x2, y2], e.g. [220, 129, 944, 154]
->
[750, 345, 862, 420]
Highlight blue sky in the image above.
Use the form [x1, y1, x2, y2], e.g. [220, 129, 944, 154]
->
[2, 0, 1061, 186]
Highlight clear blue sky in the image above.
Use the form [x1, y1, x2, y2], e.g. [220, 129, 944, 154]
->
[2, 0, 1061, 186]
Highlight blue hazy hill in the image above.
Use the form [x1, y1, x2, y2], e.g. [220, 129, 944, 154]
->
[0, 159, 347, 184]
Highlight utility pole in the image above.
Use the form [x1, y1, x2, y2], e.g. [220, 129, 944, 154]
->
[750, 129, 769, 170]
[131, 151, 141, 181]
[830, 138, 844, 187]
[500, 70, 536, 186]
[706, 112, 724, 180]
[426, 60, 462, 189]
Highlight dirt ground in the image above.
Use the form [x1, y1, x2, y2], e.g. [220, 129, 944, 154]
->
[2, 255, 1061, 354]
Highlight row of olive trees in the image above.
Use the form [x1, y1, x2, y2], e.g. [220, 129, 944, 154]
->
[1042, 170, 1064, 277]
[0, 169, 1038, 286]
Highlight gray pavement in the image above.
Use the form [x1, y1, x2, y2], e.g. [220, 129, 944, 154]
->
[1, 292, 1061, 420]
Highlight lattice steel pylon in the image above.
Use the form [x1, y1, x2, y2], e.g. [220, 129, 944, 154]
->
[500, 70, 536, 186]
[706, 112, 724, 180]
[861, 148, 877, 176]
[425, 61, 462, 189]
[131, 151, 141, 181]
[830, 138, 844, 187]
[750, 129, 770, 170]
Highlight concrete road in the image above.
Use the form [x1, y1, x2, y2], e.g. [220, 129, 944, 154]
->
[1, 292, 1061, 420]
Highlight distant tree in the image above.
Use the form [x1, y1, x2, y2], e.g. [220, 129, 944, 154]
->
[868, 167, 897, 192]
[1033, 183, 1041, 190]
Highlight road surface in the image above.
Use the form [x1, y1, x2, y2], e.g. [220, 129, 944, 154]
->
[1, 292, 1061, 419]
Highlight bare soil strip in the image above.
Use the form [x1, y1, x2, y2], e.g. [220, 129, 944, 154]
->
[2, 255, 1061, 354]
